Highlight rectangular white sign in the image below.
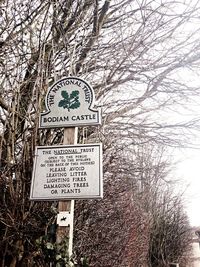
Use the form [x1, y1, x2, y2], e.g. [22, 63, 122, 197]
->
[30, 144, 103, 200]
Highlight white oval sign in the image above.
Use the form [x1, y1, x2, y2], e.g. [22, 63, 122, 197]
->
[40, 77, 101, 128]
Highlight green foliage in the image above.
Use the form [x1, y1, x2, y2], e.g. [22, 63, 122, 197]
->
[80, 257, 89, 267]
[58, 90, 80, 111]
[36, 235, 73, 267]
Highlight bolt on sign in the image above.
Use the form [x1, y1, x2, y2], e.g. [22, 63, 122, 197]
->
[30, 144, 103, 200]
[40, 77, 101, 128]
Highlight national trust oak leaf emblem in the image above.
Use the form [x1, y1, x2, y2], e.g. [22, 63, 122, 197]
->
[58, 90, 80, 111]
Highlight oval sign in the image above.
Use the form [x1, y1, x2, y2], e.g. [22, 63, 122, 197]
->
[40, 77, 101, 128]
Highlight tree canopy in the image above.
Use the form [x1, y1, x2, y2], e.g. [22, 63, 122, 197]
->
[0, 0, 199, 266]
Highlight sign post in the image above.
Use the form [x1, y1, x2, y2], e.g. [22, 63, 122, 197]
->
[30, 77, 102, 261]
[56, 127, 77, 255]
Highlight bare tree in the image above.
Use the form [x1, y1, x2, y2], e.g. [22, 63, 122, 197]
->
[148, 190, 192, 267]
[74, 149, 151, 267]
[0, 0, 199, 266]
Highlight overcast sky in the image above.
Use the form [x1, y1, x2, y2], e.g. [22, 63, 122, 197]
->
[175, 148, 200, 226]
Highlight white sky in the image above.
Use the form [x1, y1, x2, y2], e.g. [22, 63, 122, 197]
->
[175, 149, 200, 226]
